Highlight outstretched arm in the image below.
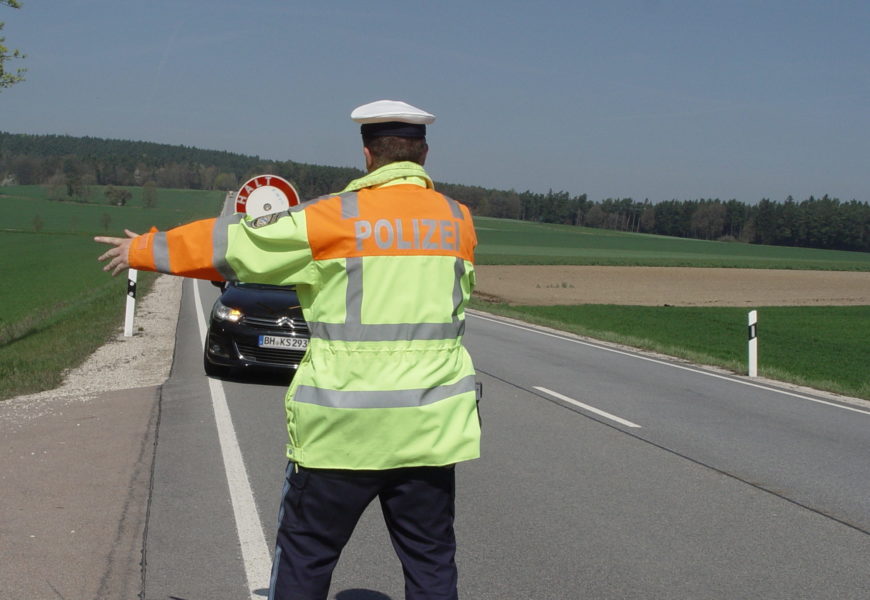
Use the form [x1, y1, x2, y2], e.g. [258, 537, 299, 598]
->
[94, 229, 139, 276]
[94, 211, 316, 286]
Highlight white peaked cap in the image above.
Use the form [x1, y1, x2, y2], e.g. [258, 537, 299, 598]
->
[351, 100, 436, 124]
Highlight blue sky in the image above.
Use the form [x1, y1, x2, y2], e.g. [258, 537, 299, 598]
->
[1, 1, 868, 204]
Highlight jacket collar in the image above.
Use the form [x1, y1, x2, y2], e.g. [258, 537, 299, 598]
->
[340, 162, 434, 193]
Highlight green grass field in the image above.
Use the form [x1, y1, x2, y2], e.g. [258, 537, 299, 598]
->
[474, 216, 870, 271]
[1, 184, 225, 234]
[0, 232, 131, 325]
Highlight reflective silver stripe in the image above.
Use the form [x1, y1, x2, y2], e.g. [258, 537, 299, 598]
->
[445, 195, 464, 220]
[307, 319, 464, 342]
[268, 546, 282, 600]
[345, 256, 363, 325]
[341, 192, 359, 219]
[153, 232, 170, 273]
[299, 192, 341, 210]
[269, 464, 293, 599]
[294, 374, 477, 409]
[452, 258, 465, 319]
[213, 213, 244, 280]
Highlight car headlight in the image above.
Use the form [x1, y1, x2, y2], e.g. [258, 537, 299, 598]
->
[213, 301, 243, 323]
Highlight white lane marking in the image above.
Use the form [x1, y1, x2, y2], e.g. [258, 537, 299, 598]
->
[470, 312, 870, 417]
[193, 280, 272, 598]
[534, 386, 642, 428]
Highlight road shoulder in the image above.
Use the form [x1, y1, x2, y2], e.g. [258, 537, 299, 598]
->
[0, 385, 160, 599]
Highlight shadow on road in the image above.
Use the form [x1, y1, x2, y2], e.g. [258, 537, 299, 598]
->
[336, 590, 393, 600]
[250, 588, 392, 599]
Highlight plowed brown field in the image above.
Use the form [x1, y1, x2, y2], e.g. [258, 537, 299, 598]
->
[473, 266, 870, 306]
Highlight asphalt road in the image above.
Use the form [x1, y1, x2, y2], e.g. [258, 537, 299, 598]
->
[143, 278, 870, 600]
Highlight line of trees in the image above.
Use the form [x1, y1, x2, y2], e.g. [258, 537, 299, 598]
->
[0, 132, 360, 200]
[435, 184, 869, 253]
[2, 131, 867, 252]
[442, 190, 869, 254]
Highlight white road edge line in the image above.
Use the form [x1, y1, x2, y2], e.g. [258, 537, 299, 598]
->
[471, 312, 870, 417]
[534, 386, 642, 428]
[193, 280, 272, 598]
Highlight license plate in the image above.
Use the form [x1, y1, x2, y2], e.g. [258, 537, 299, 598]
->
[258, 335, 308, 350]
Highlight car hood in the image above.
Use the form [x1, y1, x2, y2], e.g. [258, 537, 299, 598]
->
[218, 284, 303, 318]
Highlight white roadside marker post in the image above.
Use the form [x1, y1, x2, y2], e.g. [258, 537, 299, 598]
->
[748, 310, 758, 377]
[124, 268, 138, 337]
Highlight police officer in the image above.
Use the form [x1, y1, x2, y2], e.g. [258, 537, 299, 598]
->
[96, 100, 481, 599]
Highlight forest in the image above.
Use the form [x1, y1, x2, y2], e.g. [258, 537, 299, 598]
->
[1, 131, 868, 252]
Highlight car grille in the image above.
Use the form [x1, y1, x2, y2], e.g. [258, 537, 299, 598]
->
[243, 315, 309, 334]
[236, 341, 307, 366]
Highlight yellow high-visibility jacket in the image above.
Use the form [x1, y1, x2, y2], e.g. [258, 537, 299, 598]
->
[129, 162, 481, 469]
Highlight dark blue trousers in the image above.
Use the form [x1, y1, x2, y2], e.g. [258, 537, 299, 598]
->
[268, 462, 458, 600]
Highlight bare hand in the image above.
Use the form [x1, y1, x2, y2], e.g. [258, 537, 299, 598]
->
[94, 229, 140, 276]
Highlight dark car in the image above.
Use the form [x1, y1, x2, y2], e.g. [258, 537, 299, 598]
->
[203, 281, 310, 378]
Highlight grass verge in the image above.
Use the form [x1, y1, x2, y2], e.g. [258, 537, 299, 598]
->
[469, 298, 870, 401]
[0, 271, 158, 400]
